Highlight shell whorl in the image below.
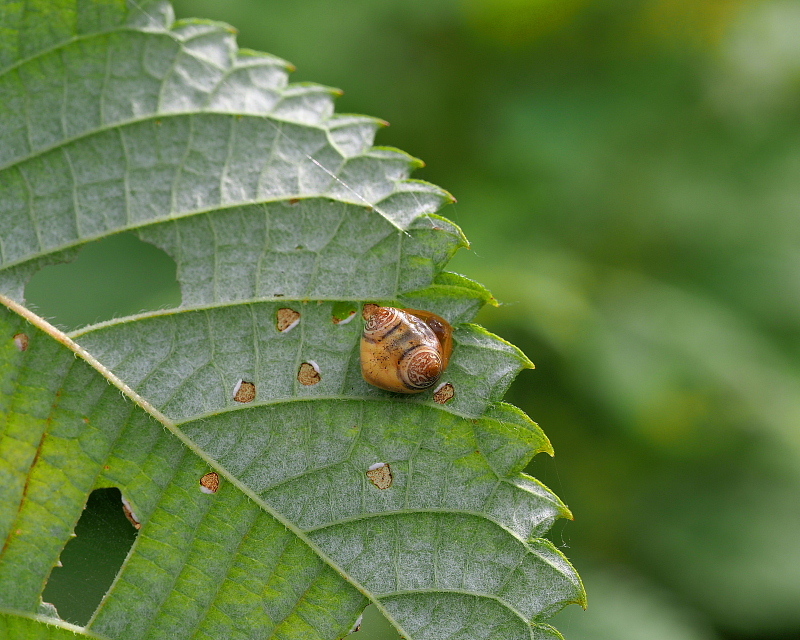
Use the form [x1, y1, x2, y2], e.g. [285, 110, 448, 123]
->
[361, 305, 452, 393]
[400, 346, 443, 389]
[364, 306, 400, 335]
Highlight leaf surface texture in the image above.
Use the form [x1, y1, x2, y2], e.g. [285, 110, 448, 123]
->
[0, 2, 584, 638]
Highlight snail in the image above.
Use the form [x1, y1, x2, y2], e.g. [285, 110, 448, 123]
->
[361, 305, 453, 393]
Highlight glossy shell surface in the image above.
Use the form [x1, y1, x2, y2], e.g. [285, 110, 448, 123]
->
[360, 306, 453, 393]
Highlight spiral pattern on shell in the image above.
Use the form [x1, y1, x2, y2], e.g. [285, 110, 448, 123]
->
[365, 306, 398, 333]
[360, 306, 453, 394]
[401, 347, 443, 389]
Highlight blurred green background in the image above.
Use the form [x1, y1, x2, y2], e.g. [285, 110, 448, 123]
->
[29, 0, 800, 638]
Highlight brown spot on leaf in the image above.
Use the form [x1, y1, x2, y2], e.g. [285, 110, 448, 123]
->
[366, 462, 393, 489]
[276, 308, 301, 332]
[233, 380, 256, 403]
[13, 333, 28, 351]
[200, 472, 220, 494]
[362, 303, 379, 320]
[433, 382, 455, 405]
[298, 361, 321, 385]
[288, 198, 300, 205]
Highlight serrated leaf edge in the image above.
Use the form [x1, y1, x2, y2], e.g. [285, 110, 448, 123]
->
[0, 293, 418, 638]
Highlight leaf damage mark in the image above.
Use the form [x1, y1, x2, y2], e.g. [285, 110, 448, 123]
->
[42, 488, 138, 626]
[345, 614, 363, 636]
[233, 379, 256, 403]
[121, 495, 141, 530]
[333, 311, 356, 325]
[276, 307, 301, 332]
[23, 232, 180, 331]
[366, 462, 393, 489]
[332, 301, 357, 324]
[13, 332, 29, 351]
[298, 361, 321, 385]
[433, 382, 455, 404]
[200, 472, 220, 494]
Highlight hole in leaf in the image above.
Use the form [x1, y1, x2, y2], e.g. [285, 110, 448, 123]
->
[298, 361, 321, 385]
[366, 462, 393, 489]
[233, 379, 256, 403]
[41, 488, 138, 626]
[357, 604, 403, 639]
[276, 307, 301, 332]
[332, 301, 357, 325]
[433, 382, 455, 404]
[200, 472, 220, 494]
[25, 232, 181, 331]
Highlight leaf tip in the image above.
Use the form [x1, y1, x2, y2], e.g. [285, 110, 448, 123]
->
[561, 503, 574, 521]
[513, 345, 535, 370]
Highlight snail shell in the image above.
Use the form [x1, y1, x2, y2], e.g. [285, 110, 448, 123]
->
[361, 306, 453, 393]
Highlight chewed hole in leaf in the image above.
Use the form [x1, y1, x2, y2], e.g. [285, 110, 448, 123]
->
[233, 379, 256, 403]
[332, 301, 358, 324]
[359, 605, 403, 639]
[276, 308, 301, 332]
[366, 462, 393, 489]
[433, 382, 455, 404]
[298, 361, 322, 385]
[24, 233, 180, 331]
[199, 472, 220, 494]
[41, 488, 138, 626]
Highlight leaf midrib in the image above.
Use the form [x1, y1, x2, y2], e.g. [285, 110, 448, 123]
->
[0, 293, 423, 638]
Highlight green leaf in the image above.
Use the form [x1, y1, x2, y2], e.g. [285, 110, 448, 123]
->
[0, 1, 584, 639]
[0, 610, 107, 640]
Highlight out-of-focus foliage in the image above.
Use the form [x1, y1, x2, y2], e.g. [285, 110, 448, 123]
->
[26, 0, 800, 639]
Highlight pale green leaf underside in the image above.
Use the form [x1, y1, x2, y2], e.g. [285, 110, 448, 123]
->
[0, 1, 584, 639]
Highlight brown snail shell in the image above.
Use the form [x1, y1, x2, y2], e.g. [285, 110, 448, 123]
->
[361, 306, 453, 393]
